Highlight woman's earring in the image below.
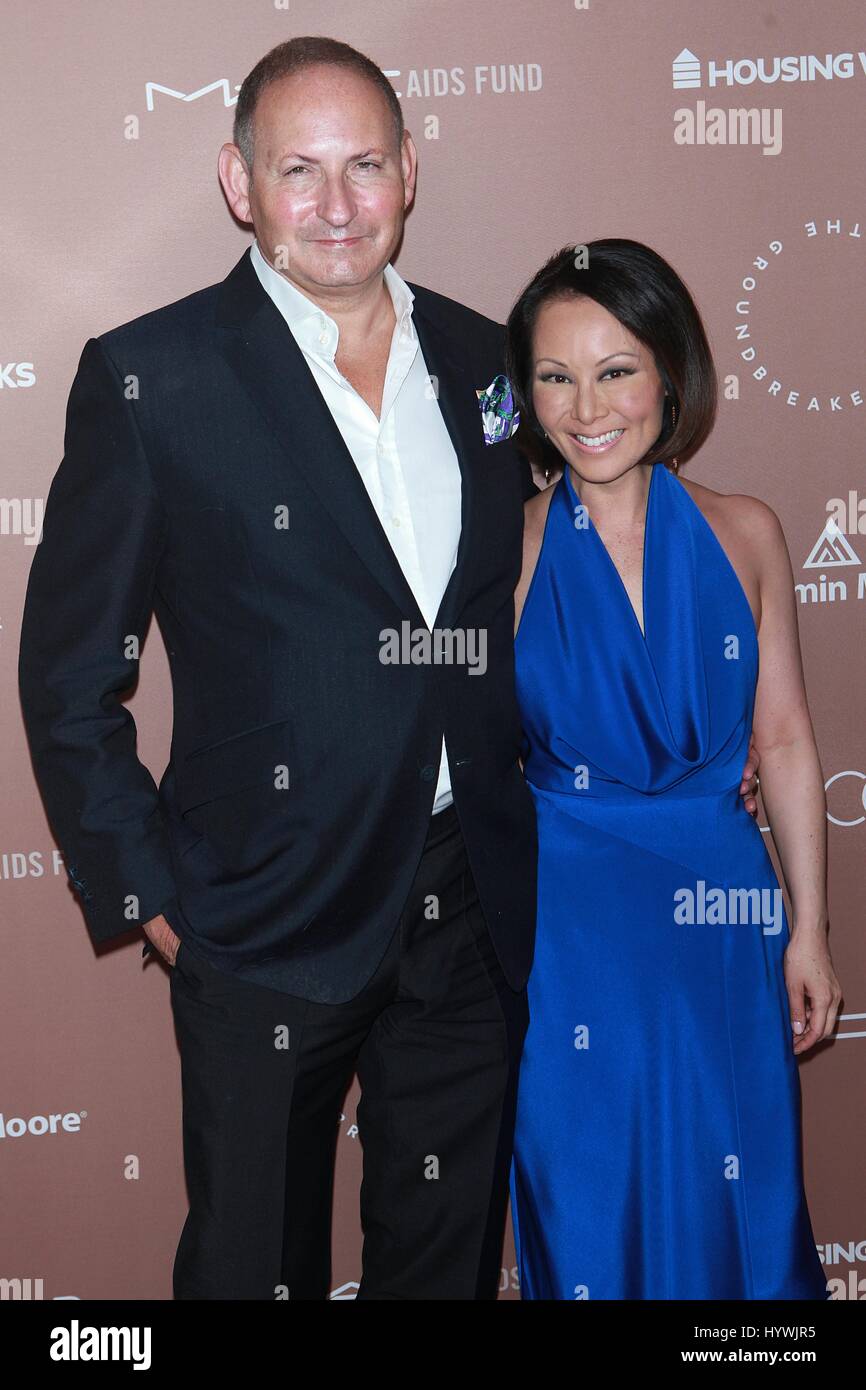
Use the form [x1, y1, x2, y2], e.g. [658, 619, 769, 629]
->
[543, 430, 551, 483]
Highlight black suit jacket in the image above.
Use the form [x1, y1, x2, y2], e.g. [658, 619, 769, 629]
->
[18, 247, 538, 1002]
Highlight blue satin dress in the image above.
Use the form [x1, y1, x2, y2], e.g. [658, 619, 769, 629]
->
[509, 461, 827, 1300]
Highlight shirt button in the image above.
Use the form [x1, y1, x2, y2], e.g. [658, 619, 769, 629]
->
[392, 516, 401, 527]
[318, 331, 328, 345]
[420, 765, 436, 782]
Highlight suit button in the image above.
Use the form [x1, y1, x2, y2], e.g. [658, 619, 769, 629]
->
[420, 765, 436, 782]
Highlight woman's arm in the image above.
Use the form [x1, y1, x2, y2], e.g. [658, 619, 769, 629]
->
[748, 499, 842, 1054]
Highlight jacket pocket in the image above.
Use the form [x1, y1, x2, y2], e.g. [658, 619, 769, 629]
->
[177, 717, 294, 813]
[175, 718, 297, 876]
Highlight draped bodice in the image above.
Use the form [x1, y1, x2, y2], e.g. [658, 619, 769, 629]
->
[516, 462, 759, 806]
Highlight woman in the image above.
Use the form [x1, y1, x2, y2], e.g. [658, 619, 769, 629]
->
[505, 240, 841, 1300]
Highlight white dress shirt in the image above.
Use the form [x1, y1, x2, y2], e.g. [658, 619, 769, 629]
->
[250, 238, 462, 812]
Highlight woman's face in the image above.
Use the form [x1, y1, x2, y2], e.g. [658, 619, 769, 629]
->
[531, 295, 667, 485]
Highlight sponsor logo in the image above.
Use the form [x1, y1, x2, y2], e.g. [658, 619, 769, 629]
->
[146, 79, 239, 109]
[0, 363, 35, 388]
[384, 65, 542, 98]
[825, 771, 866, 827]
[0, 1111, 85, 1139]
[818, 1241, 866, 1264]
[734, 218, 863, 416]
[797, 515, 865, 606]
[804, 518, 860, 569]
[673, 48, 866, 89]
[144, 64, 543, 114]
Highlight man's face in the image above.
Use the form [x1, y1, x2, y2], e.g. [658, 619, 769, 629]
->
[220, 65, 416, 299]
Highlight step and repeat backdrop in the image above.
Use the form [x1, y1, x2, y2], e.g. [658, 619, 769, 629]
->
[2, 0, 863, 1300]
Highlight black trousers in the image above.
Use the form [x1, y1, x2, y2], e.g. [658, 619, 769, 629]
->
[169, 804, 530, 1299]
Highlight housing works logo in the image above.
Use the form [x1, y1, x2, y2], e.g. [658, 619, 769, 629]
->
[0, 363, 35, 387]
[818, 1241, 866, 1300]
[673, 48, 866, 88]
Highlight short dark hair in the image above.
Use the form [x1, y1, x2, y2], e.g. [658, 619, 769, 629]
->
[233, 36, 404, 173]
[505, 239, 717, 469]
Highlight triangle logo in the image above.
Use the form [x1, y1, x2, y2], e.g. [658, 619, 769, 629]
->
[803, 518, 861, 569]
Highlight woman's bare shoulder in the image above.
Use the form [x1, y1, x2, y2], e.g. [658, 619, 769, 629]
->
[677, 474, 788, 558]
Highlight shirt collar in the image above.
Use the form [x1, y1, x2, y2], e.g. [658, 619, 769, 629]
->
[250, 239, 415, 359]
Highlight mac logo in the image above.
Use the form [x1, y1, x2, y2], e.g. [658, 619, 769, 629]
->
[145, 80, 241, 111]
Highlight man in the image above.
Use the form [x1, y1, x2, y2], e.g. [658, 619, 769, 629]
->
[19, 36, 759, 1300]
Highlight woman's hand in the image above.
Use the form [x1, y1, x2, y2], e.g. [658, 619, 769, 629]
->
[784, 931, 842, 1054]
[739, 736, 760, 816]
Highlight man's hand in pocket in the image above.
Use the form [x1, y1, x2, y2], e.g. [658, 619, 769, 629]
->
[142, 914, 182, 966]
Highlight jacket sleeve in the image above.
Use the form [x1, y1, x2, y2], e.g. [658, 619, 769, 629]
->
[18, 335, 178, 946]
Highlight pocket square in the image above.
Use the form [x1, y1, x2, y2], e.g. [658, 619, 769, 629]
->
[476, 374, 520, 445]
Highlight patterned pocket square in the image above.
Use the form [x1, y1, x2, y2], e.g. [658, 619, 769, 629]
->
[476, 374, 520, 445]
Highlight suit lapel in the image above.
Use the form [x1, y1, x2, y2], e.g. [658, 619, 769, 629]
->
[216, 249, 426, 627]
[408, 297, 484, 631]
[215, 249, 486, 631]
